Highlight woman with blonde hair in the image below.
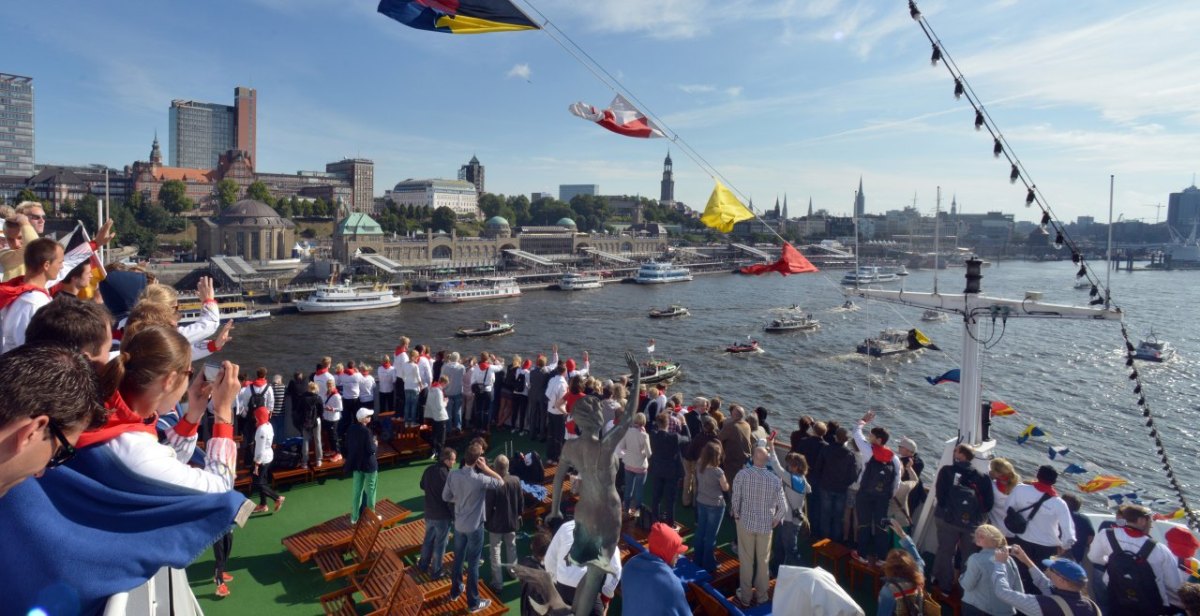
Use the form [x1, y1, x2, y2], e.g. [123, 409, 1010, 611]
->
[989, 458, 1021, 537]
[619, 412, 652, 517]
[692, 440, 729, 573]
[960, 523, 1022, 615]
[877, 520, 928, 615]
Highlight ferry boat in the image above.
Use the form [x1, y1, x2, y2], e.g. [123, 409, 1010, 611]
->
[764, 315, 819, 332]
[559, 271, 603, 290]
[428, 277, 522, 303]
[455, 319, 515, 338]
[294, 282, 402, 313]
[841, 266, 900, 285]
[856, 329, 915, 357]
[648, 304, 689, 318]
[634, 261, 693, 284]
[177, 300, 271, 325]
[1133, 332, 1176, 362]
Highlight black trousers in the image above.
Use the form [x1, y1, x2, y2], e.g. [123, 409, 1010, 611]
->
[253, 462, 281, 505]
[213, 532, 233, 582]
[546, 413, 566, 462]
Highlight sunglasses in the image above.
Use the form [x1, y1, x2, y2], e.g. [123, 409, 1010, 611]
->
[45, 421, 76, 469]
[28, 214, 45, 221]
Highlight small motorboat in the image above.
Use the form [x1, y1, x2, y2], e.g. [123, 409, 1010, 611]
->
[840, 300, 860, 311]
[1073, 279, 1092, 290]
[455, 319, 515, 338]
[856, 329, 914, 357]
[765, 315, 820, 333]
[649, 304, 690, 318]
[921, 309, 950, 323]
[622, 360, 682, 384]
[1133, 332, 1175, 362]
[726, 340, 762, 354]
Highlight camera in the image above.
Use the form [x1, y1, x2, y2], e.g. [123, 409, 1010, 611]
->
[203, 362, 222, 382]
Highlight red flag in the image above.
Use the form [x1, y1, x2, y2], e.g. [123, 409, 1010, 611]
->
[739, 243, 818, 275]
[568, 94, 665, 139]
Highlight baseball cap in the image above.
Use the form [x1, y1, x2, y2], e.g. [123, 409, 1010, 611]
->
[357, 408, 374, 421]
[1042, 558, 1086, 583]
[647, 522, 687, 562]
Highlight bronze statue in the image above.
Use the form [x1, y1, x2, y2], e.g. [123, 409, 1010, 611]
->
[544, 351, 641, 616]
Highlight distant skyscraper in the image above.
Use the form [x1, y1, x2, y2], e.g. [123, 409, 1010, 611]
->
[169, 86, 256, 169]
[0, 73, 34, 175]
[326, 158, 375, 214]
[1168, 184, 1200, 232]
[458, 155, 485, 195]
[660, 151, 674, 203]
[559, 184, 598, 203]
[853, 176, 865, 218]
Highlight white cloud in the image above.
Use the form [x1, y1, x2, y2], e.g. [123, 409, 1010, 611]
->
[725, 86, 744, 97]
[679, 84, 717, 94]
[507, 63, 532, 81]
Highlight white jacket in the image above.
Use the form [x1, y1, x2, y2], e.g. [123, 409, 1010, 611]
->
[620, 428, 652, 471]
[1088, 526, 1182, 608]
[1004, 484, 1074, 549]
[424, 386, 449, 422]
[323, 391, 343, 423]
[399, 361, 423, 391]
[376, 364, 397, 393]
[254, 422, 275, 465]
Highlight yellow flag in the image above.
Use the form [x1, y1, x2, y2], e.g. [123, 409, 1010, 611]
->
[701, 181, 754, 233]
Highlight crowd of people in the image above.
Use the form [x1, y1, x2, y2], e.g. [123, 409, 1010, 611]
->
[2, 201, 1200, 615]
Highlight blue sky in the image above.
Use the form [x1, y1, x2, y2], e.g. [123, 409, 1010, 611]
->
[3, 0, 1199, 224]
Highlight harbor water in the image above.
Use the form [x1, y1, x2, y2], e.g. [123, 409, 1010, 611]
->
[214, 261, 1200, 511]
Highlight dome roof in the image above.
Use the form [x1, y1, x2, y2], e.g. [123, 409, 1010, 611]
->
[486, 215, 510, 227]
[217, 199, 294, 228]
[556, 217, 577, 228]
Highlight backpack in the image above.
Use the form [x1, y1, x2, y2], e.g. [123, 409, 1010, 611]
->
[249, 384, 267, 411]
[1104, 529, 1165, 613]
[887, 581, 941, 616]
[860, 456, 897, 497]
[274, 437, 303, 469]
[1004, 493, 1051, 536]
[944, 469, 985, 527]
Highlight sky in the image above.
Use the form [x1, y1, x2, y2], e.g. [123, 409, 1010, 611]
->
[3, 0, 1199, 224]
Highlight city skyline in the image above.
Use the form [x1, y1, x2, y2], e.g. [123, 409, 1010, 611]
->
[2, 0, 1199, 223]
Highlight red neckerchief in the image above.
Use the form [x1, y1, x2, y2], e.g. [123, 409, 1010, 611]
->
[1121, 526, 1148, 538]
[0, 275, 50, 311]
[345, 368, 356, 375]
[252, 378, 267, 388]
[432, 381, 445, 389]
[382, 361, 392, 369]
[1032, 481, 1059, 497]
[335, 368, 344, 375]
[75, 390, 157, 449]
[995, 476, 1016, 495]
[872, 445, 895, 463]
[314, 367, 329, 376]
[395, 345, 407, 357]
[480, 361, 490, 371]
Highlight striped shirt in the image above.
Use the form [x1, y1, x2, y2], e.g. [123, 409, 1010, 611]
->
[731, 464, 788, 534]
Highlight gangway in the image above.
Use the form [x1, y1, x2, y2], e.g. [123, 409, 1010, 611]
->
[502, 248, 558, 267]
[672, 247, 707, 259]
[579, 246, 634, 264]
[357, 253, 404, 274]
[729, 243, 771, 260]
[806, 243, 854, 257]
[209, 256, 259, 283]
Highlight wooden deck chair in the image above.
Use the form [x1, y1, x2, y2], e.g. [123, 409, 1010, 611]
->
[313, 508, 384, 581]
[371, 518, 428, 558]
[320, 553, 422, 616]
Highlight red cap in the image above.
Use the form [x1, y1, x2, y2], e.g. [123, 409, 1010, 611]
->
[1166, 527, 1200, 560]
[523, 359, 532, 370]
[566, 358, 577, 372]
[647, 522, 687, 562]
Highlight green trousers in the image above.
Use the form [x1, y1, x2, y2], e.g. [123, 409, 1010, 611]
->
[350, 470, 378, 524]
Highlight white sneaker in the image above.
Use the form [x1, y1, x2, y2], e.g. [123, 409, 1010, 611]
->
[469, 599, 492, 613]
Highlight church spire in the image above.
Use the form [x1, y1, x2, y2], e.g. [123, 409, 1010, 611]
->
[782, 194, 788, 220]
[807, 196, 813, 217]
[150, 132, 162, 166]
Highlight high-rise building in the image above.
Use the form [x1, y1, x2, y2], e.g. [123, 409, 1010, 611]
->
[660, 151, 674, 204]
[325, 158, 374, 214]
[388, 179, 479, 218]
[1167, 184, 1200, 233]
[559, 184, 598, 203]
[0, 73, 35, 175]
[168, 86, 256, 170]
[458, 155, 484, 195]
[853, 176, 865, 218]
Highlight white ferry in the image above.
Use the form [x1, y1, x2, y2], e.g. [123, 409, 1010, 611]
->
[634, 261, 693, 284]
[841, 266, 900, 285]
[177, 301, 271, 324]
[559, 271, 603, 290]
[428, 277, 522, 303]
[294, 282, 402, 313]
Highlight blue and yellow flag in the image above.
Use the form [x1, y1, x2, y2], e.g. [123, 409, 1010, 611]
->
[1016, 423, 1045, 445]
[378, 0, 540, 34]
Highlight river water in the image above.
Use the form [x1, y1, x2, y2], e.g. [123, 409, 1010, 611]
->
[215, 261, 1200, 511]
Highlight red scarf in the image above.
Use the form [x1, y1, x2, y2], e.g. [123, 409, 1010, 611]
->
[345, 368, 356, 375]
[432, 381, 445, 389]
[479, 361, 490, 371]
[0, 275, 50, 312]
[382, 361, 392, 369]
[995, 476, 1016, 495]
[1032, 481, 1059, 497]
[314, 367, 329, 376]
[1121, 526, 1148, 538]
[252, 378, 267, 388]
[871, 445, 895, 464]
[395, 345, 407, 358]
[75, 391, 157, 449]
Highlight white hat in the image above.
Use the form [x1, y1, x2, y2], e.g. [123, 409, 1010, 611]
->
[898, 437, 918, 454]
[357, 408, 374, 422]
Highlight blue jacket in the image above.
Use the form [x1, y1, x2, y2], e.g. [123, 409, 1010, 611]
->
[620, 552, 690, 616]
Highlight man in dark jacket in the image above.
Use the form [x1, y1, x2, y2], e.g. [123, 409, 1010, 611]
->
[295, 382, 323, 469]
[680, 396, 706, 507]
[417, 447, 456, 579]
[795, 421, 828, 522]
[648, 411, 691, 526]
[284, 371, 307, 439]
[485, 454, 523, 591]
[933, 443, 994, 593]
[812, 427, 857, 542]
[344, 408, 378, 524]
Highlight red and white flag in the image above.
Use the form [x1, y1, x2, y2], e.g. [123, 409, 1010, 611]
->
[569, 94, 665, 139]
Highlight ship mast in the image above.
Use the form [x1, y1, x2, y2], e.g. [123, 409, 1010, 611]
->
[845, 260, 1122, 547]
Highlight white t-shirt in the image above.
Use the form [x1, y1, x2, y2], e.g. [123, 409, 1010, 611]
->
[0, 290, 51, 353]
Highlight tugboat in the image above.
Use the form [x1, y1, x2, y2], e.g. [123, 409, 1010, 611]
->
[648, 304, 690, 318]
[455, 318, 515, 338]
[764, 314, 820, 332]
[725, 339, 762, 354]
[1133, 331, 1176, 362]
[622, 359, 682, 384]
